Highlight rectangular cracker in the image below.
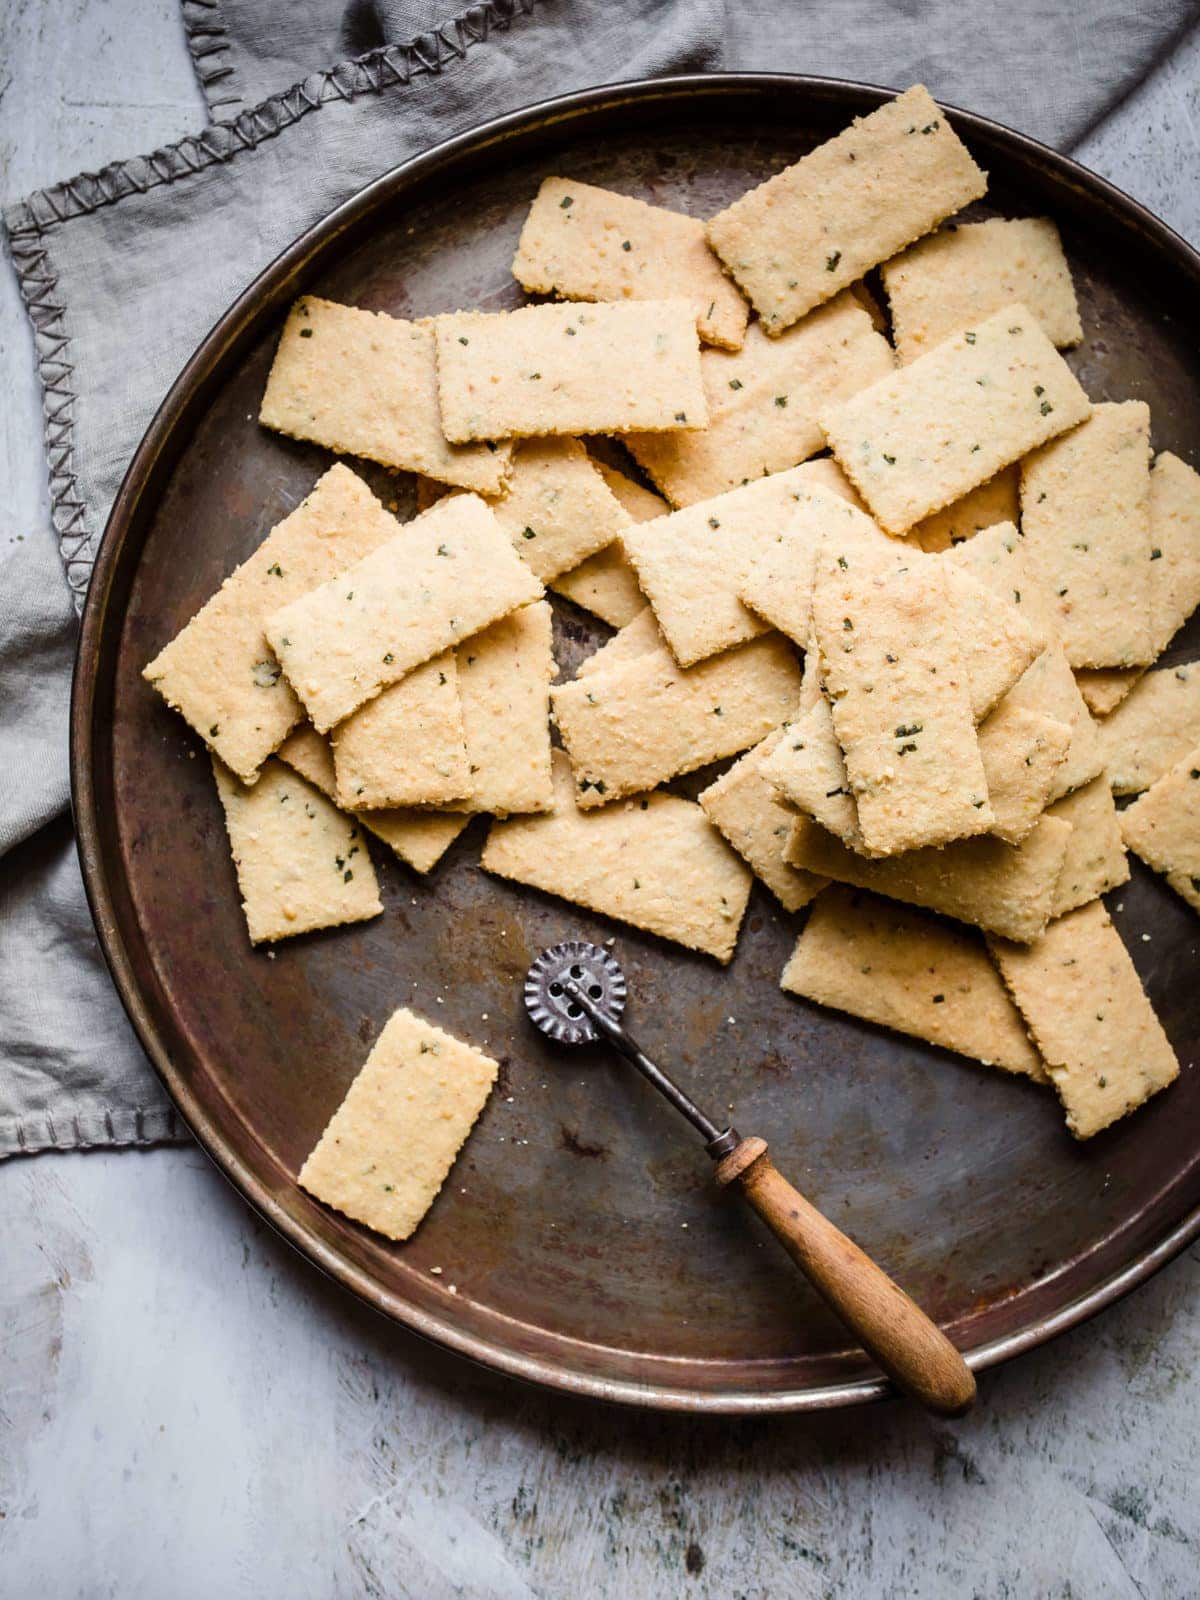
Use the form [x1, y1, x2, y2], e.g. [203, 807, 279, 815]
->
[785, 812, 1072, 943]
[988, 902, 1179, 1138]
[143, 465, 401, 783]
[882, 218, 1082, 364]
[1019, 401, 1154, 668]
[212, 756, 382, 944]
[259, 298, 510, 493]
[330, 653, 467, 810]
[819, 305, 1092, 534]
[549, 458, 660, 625]
[978, 702, 1071, 845]
[812, 543, 992, 853]
[945, 523, 1105, 799]
[265, 493, 543, 732]
[623, 461, 864, 666]
[698, 729, 828, 912]
[1047, 775, 1129, 916]
[553, 633, 801, 807]
[481, 751, 752, 962]
[705, 85, 986, 335]
[454, 601, 555, 816]
[1120, 744, 1200, 913]
[277, 724, 469, 874]
[625, 295, 894, 506]
[434, 300, 706, 442]
[511, 176, 748, 349]
[298, 1008, 498, 1241]
[782, 885, 1045, 1080]
[1094, 662, 1200, 794]
[488, 436, 630, 582]
[763, 697, 862, 846]
[910, 465, 1020, 553]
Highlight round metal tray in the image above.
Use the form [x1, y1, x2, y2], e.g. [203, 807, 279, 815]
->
[73, 75, 1200, 1411]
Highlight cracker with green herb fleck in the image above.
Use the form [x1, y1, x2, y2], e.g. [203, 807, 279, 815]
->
[1093, 662, 1200, 794]
[452, 601, 555, 816]
[298, 1007, 498, 1242]
[812, 542, 992, 854]
[705, 85, 986, 336]
[482, 751, 752, 962]
[782, 886, 1046, 1080]
[265, 493, 543, 733]
[553, 633, 800, 807]
[511, 176, 749, 349]
[988, 902, 1179, 1138]
[1045, 776, 1129, 916]
[1120, 744, 1200, 914]
[978, 702, 1071, 845]
[259, 298, 511, 492]
[277, 723, 469, 874]
[212, 756, 382, 944]
[623, 463, 862, 667]
[489, 436, 630, 582]
[625, 296, 893, 507]
[330, 653, 468, 811]
[1020, 401, 1154, 669]
[785, 813, 1071, 943]
[698, 728, 828, 912]
[762, 697, 862, 846]
[819, 305, 1091, 535]
[1074, 451, 1200, 716]
[910, 466, 1020, 553]
[143, 465, 402, 784]
[434, 300, 706, 442]
[882, 217, 1081, 364]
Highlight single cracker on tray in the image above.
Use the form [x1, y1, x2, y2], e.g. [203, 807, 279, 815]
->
[481, 751, 752, 962]
[330, 653, 468, 811]
[705, 84, 987, 335]
[548, 458, 661, 625]
[489, 437, 630, 582]
[277, 723, 469, 874]
[511, 176, 749, 349]
[785, 812, 1072, 943]
[782, 885, 1045, 1080]
[988, 901, 1179, 1138]
[212, 756, 382, 944]
[882, 217, 1081, 364]
[623, 461, 863, 667]
[811, 539, 993, 854]
[143, 464, 400, 783]
[698, 728, 829, 913]
[265, 493, 543, 732]
[1094, 662, 1200, 795]
[1020, 401, 1154, 669]
[1120, 744, 1200, 913]
[454, 600, 556, 816]
[434, 300, 706, 442]
[1075, 450, 1200, 714]
[819, 304, 1091, 535]
[259, 297, 511, 493]
[1046, 775, 1129, 917]
[553, 633, 801, 807]
[625, 294, 893, 506]
[299, 1007, 498, 1242]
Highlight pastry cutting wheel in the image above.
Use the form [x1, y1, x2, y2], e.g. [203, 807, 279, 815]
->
[525, 940, 976, 1416]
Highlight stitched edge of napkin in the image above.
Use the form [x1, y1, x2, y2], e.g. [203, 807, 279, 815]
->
[1, 0, 539, 611]
[181, 0, 245, 114]
[0, 1105, 187, 1160]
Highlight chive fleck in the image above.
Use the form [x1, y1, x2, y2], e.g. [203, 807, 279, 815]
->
[560, 195, 573, 209]
[621, 239, 632, 251]
[382, 652, 394, 664]
[268, 563, 283, 576]
[674, 411, 687, 423]
[774, 395, 788, 408]
[1039, 400, 1054, 416]
[882, 453, 896, 465]
[964, 331, 976, 344]
[708, 517, 720, 529]
[729, 378, 743, 391]
[298, 327, 313, 338]
[1151, 547, 1163, 560]
[825, 250, 841, 272]
[522, 527, 536, 540]
[457, 335, 469, 345]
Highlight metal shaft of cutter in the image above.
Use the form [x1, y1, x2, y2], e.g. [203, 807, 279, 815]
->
[562, 978, 731, 1150]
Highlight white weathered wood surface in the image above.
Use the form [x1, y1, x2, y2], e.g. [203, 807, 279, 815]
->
[2, 6, 1199, 1593]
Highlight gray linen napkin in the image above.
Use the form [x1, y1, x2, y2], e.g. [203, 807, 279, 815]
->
[2, 0, 1198, 1156]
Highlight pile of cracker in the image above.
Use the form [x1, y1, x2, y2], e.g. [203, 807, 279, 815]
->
[144, 84, 1199, 1230]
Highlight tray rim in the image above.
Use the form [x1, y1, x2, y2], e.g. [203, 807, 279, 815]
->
[72, 71, 1200, 1413]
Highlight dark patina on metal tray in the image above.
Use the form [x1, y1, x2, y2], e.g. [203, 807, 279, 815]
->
[73, 76, 1200, 1412]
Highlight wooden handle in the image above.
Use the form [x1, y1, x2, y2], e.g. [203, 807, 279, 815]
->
[716, 1137, 976, 1416]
